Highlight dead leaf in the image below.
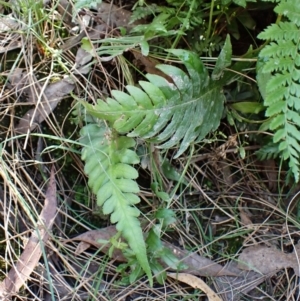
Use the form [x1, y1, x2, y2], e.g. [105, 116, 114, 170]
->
[0, 167, 57, 298]
[75, 241, 93, 255]
[63, 226, 126, 262]
[14, 77, 74, 134]
[214, 261, 270, 301]
[168, 273, 222, 301]
[162, 241, 237, 277]
[0, 14, 22, 53]
[239, 207, 253, 226]
[96, 2, 144, 30]
[237, 244, 300, 276]
[75, 47, 93, 75]
[0, 14, 20, 32]
[132, 51, 174, 83]
[261, 159, 277, 191]
[64, 226, 237, 277]
[59, 1, 144, 51]
[218, 160, 233, 186]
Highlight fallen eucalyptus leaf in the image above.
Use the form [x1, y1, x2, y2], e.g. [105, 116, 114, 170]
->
[15, 77, 74, 134]
[168, 273, 222, 301]
[237, 244, 300, 276]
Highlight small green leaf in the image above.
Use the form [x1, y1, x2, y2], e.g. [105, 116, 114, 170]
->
[266, 101, 286, 116]
[212, 35, 232, 80]
[159, 247, 187, 270]
[74, 0, 102, 10]
[151, 182, 170, 202]
[81, 38, 93, 53]
[236, 10, 256, 30]
[150, 261, 166, 285]
[239, 146, 245, 159]
[233, 0, 247, 8]
[161, 159, 189, 185]
[273, 128, 285, 143]
[269, 114, 285, 130]
[140, 40, 149, 56]
[147, 229, 163, 253]
[155, 208, 176, 227]
[230, 102, 265, 114]
[129, 264, 142, 283]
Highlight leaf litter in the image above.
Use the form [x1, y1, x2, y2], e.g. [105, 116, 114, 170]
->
[238, 244, 300, 276]
[63, 225, 237, 277]
[0, 167, 57, 298]
[7, 69, 75, 134]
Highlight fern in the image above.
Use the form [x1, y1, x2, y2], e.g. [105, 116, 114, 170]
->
[78, 41, 232, 282]
[83, 49, 226, 158]
[130, 4, 161, 23]
[74, 0, 102, 11]
[257, 0, 300, 181]
[80, 123, 152, 284]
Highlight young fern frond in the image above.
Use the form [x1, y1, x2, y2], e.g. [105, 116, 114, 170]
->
[80, 123, 152, 284]
[83, 49, 225, 158]
[257, 0, 300, 181]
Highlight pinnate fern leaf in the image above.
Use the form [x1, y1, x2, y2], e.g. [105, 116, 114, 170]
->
[80, 123, 152, 283]
[84, 49, 225, 158]
[275, 1, 300, 26]
[257, 1, 300, 181]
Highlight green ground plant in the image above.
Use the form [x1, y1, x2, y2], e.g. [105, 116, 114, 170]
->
[79, 42, 234, 280]
[256, 0, 300, 181]
[75, 0, 300, 284]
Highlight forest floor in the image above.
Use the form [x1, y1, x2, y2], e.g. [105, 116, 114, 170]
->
[0, 0, 299, 300]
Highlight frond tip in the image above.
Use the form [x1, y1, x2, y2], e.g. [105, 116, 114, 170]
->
[80, 123, 152, 284]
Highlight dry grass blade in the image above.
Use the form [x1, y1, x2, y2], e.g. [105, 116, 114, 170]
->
[0, 167, 57, 298]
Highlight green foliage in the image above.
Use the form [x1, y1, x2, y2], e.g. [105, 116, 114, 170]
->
[257, 0, 300, 181]
[74, 0, 102, 11]
[130, 4, 161, 23]
[83, 49, 226, 158]
[80, 122, 152, 284]
[95, 36, 150, 59]
[255, 142, 280, 160]
[78, 40, 233, 283]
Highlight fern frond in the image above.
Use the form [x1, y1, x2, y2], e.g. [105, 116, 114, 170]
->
[80, 123, 152, 283]
[257, 14, 300, 181]
[83, 49, 225, 158]
[130, 4, 160, 23]
[275, 1, 300, 26]
[258, 22, 300, 42]
[255, 142, 280, 160]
